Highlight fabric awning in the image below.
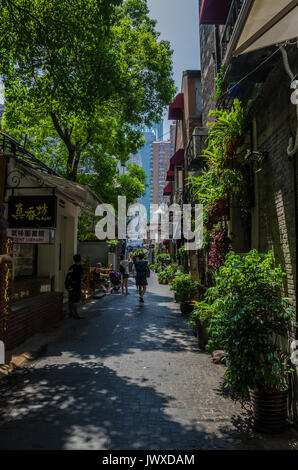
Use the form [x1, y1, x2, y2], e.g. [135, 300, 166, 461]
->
[166, 170, 175, 182]
[199, 0, 230, 25]
[234, 0, 298, 56]
[163, 182, 173, 196]
[168, 93, 184, 120]
[169, 149, 184, 170]
[15, 161, 101, 210]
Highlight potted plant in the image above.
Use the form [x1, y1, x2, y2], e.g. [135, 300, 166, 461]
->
[157, 265, 177, 285]
[206, 250, 295, 433]
[190, 300, 213, 350]
[208, 98, 245, 156]
[170, 273, 198, 315]
[156, 253, 173, 267]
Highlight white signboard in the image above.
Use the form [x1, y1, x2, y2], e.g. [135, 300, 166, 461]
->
[7, 228, 55, 244]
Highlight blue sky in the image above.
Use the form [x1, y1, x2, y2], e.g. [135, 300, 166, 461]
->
[147, 0, 201, 137]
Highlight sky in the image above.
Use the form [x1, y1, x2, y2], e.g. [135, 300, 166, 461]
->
[147, 0, 201, 138]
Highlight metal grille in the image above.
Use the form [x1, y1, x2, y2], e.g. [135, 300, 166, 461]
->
[220, 0, 245, 60]
[186, 128, 208, 171]
[0, 132, 59, 176]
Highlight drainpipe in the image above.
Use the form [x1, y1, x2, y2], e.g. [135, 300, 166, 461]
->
[280, 45, 298, 426]
[251, 117, 259, 250]
[280, 46, 298, 337]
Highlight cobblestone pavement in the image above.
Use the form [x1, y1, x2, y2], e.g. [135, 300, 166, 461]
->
[0, 273, 298, 450]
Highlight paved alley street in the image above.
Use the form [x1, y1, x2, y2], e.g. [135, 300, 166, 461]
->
[0, 274, 298, 450]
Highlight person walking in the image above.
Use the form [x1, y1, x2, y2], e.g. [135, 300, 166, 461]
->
[134, 253, 149, 303]
[119, 254, 130, 295]
[65, 254, 84, 319]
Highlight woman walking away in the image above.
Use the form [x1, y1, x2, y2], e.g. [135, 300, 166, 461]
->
[119, 254, 130, 295]
[135, 253, 149, 303]
[65, 254, 84, 319]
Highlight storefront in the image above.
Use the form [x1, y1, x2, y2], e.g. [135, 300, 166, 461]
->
[0, 137, 100, 350]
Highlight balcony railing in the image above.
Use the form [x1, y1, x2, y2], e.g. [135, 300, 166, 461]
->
[220, 0, 245, 61]
[0, 131, 59, 176]
[186, 127, 208, 171]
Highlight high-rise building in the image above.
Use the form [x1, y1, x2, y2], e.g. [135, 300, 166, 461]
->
[149, 139, 172, 206]
[137, 121, 163, 215]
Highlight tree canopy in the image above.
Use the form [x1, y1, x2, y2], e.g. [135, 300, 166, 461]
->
[0, 0, 176, 181]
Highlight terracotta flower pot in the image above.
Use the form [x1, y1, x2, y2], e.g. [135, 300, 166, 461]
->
[180, 302, 194, 315]
[227, 141, 236, 155]
[197, 321, 209, 350]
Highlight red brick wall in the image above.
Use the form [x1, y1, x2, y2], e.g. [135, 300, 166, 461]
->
[1, 292, 63, 351]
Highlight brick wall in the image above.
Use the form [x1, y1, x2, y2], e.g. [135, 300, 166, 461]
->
[199, 24, 217, 126]
[229, 53, 298, 305]
[255, 71, 297, 302]
[1, 292, 63, 351]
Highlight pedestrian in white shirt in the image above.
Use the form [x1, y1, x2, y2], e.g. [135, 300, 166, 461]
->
[119, 255, 130, 295]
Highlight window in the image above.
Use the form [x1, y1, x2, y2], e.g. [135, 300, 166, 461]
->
[13, 244, 37, 279]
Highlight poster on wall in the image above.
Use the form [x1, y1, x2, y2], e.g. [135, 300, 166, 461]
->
[8, 196, 57, 228]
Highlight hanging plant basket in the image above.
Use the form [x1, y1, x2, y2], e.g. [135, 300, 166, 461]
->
[250, 389, 289, 434]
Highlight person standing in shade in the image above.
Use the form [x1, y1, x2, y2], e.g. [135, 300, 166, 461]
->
[135, 253, 149, 303]
[65, 254, 84, 319]
[119, 254, 130, 295]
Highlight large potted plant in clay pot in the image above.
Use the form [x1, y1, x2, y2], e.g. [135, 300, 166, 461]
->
[189, 301, 213, 350]
[170, 274, 198, 315]
[206, 250, 295, 433]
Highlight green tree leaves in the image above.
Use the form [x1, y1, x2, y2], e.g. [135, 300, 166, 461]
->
[0, 0, 176, 181]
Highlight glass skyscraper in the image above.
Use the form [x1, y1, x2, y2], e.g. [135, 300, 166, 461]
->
[138, 121, 164, 215]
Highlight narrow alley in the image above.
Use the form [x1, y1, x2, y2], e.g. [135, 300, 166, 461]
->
[0, 273, 297, 451]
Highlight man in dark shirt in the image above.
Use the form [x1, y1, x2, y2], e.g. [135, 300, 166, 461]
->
[67, 254, 84, 319]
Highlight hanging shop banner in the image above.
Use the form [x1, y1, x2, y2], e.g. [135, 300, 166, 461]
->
[6, 228, 55, 244]
[8, 196, 57, 228]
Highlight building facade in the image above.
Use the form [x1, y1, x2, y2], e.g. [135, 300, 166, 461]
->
[150, 139, 172, 206]
[0, 133, 100, 351]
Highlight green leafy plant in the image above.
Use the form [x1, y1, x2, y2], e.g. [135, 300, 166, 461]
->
[212, 66, 225, 100]
[177, 246, 186, 263]
[206, 250, 295, 402]
[207, 98, 245, 155]
[158, 265, 177, 284]
[188, 99, 246, 219]
[189, 300, 214, 327]
[156, 253, 173, 267]
[107, 239, 119, 251]
[170, 273, 198, 303]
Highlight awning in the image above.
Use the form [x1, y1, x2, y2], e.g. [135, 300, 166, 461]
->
[169, 149, 184, 170]
[14, 161, 101, 210]
[199, 0, 230, 25]
[163, 182, 173, 196]
[234, 0, 298, 56]
[166, 170, 175, 182]
[168, 93, 184, 120]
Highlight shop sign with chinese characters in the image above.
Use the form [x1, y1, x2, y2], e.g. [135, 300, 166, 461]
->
[8, 196, 57, 228]
[6, 228, 55, 244]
